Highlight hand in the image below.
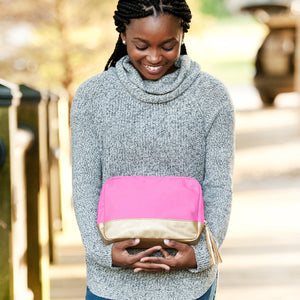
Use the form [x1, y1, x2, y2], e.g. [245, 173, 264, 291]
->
[112, 239, 170, 273]
[137, 239, 197, 271]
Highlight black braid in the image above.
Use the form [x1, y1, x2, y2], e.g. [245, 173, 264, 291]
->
[105, 0, 192, 70]
[104, 35, 127, 71]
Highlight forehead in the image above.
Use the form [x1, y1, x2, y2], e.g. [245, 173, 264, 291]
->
[125, 14, 183, 39]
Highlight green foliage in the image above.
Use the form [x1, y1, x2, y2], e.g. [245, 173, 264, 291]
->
[200, 0, 229, 18]
[0, 0, 118, 100]
[0, 0, 259, 99]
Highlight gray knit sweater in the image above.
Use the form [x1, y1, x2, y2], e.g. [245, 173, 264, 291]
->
[71, 55, 235, 299]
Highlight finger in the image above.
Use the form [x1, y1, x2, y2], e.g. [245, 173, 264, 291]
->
[164, 239, 187, 250]
[142, 245, 162, 255]
[134, 261, 170, 270]
[134, 267, 166, 273]
[122, 245, 163, 266]
[114, 239, 140, 250]
[140, 256, 166, 263]
[133, 268, 143, 273]
[140, 256, 174, 268]
[133, 263, 170, 272]
[140, 255, 177, 269]
[134, 267, 169, 273]
[159, 247, 170, 258]
[127, 238, 141, 247]
[133, 245, 162, 261]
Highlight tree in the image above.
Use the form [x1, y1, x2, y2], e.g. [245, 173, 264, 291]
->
[200, 0, 229, 18]
[0, 0, 208, 101]
[0, 0, 117, 101]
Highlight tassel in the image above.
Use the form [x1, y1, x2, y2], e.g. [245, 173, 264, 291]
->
[205, 223, 223, 266]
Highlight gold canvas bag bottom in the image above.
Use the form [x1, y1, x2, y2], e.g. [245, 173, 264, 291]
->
[98, 219, 204, 248]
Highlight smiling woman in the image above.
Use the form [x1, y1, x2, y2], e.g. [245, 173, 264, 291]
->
[104, 0, 191, 71]
[120, 14, 183, 80]
[71, 1, 235, 300]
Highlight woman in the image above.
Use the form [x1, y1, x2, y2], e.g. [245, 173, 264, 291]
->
[71, 0, 235, 299]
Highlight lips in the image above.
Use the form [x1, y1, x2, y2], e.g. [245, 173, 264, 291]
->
[144, 64, 163, 74]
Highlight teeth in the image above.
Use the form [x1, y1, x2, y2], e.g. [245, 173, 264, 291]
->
[145, 65, 162, 71]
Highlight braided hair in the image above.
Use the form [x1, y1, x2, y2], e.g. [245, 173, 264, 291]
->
[104, 0, 192, 70]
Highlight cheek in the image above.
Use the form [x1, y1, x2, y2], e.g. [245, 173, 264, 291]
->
[127, 47, 143, 61]
[165, 50, 181, 63]
[165, 44, 182, 62]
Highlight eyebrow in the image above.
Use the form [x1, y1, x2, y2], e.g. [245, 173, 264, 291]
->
[132, 37, 177, 44]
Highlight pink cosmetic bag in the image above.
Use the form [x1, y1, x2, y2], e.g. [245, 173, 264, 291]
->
[97, 176, 222, 264]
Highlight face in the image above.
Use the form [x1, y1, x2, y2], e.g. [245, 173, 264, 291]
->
[121, 14, 184, 81]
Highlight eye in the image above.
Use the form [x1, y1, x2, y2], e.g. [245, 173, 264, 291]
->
[162, 42, 176, 51]
[162, 46, 174, 51]
[135, 45, 148, 51]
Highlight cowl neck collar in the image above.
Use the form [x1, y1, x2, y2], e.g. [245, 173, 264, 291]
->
[115, 55, 200, 104]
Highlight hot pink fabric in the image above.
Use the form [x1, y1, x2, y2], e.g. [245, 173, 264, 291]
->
[97, 176, 205, 224]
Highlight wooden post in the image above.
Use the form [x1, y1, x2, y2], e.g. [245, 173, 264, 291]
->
[0, 84, 13, 300]
[292, 3, 300, 130]
[295, 11, 300, 91]
[47, 92, 61, 263]
[18, 85, 50, 300]
[57, 91, 73, 233]
[0, 80, 35, 300]
[0, 82, 51, 300]
[12, 129, 35, 300]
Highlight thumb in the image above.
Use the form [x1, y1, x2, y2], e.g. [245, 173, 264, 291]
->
[114, 239, 140, 250]
[164, 239, 185, 250]
[127, 238, 140, 247]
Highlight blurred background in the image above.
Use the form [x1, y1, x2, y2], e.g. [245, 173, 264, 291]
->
[0, 0, 300, 299]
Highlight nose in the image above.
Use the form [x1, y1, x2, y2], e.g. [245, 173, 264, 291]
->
[147, 48, 162, 64]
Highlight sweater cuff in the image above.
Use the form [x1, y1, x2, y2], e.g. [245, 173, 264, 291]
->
[106, 244, 114, 268]
[88, 243, 114, 269]
[188, 236, 210, 273]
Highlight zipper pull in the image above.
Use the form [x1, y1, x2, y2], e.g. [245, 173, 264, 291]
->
[204, 220, 222, 265]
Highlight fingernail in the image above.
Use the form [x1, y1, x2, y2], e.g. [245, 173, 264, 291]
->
[135, 239, 140, 243]
[164, 239, 170, 244]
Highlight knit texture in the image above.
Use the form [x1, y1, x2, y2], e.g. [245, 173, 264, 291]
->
[71, 55, 235, 299]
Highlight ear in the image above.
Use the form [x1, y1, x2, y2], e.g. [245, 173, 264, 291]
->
[120, 32, 126, 42]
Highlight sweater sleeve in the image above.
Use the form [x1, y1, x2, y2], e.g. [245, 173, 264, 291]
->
[71, 84, 113, 268]
[190, 96, 235, 273]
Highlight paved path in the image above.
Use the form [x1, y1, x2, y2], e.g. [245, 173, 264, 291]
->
[218, 88, 300, 299]
[50, 87, 300, 299]
[49, 223, 86, 300]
